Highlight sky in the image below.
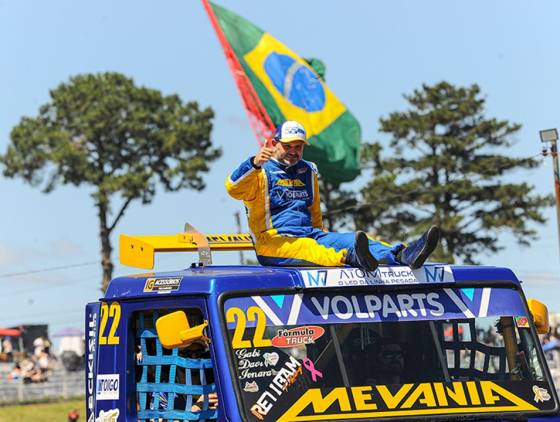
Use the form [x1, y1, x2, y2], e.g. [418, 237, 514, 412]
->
[1, 0, 560, 341]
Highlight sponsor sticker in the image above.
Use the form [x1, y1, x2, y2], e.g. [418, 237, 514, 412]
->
[277, 190, 309, 201]
[276, 179, 305, 187]
[236, 349, 273, 380]
[251, 404, 266, 420]
[96, 374, 119, 400]
[278, 381, 539, 421]
[251, 356, 302, 419]
[515, 316, 530, 328]
[86, 307, 97, 422]
[533, 385, 551, 403]
[143, 277, 182, 294]
[95, 408, 119, 422]
[263, 352, 279, 367]
[282, 365, 302, 392]
[244, 381, 260, 393]
[271, 326, 325, 348]
[302, 357, 323, 382]
[206, 234, 252, 244]
[300, 265, 455, 288]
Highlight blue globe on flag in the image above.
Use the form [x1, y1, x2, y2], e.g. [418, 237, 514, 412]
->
[264, 53, 325, 112]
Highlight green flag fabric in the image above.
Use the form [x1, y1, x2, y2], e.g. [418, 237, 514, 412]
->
[210, 2, 361, 185]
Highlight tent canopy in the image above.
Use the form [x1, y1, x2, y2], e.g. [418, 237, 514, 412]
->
[0, 328, 22, 337]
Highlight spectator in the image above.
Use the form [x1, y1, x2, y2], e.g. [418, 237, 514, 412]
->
[7, 363, 22, 382]
[68, 409, 79, 421]
[38, 350, 50, 373]
[2, 337, 13, 362]
[33, 336, 44, 358]
[43, 336, 52, 355]
[19, 354, 48, 383]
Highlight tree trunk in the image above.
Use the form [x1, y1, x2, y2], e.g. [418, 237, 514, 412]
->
[97, 198, 114, 292]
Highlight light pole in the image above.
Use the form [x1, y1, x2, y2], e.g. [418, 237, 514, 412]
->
[540, 128, 560, 258]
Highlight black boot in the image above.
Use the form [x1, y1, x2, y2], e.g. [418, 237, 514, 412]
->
[345, 231, 378, 271]
[398, 226, 440, 269]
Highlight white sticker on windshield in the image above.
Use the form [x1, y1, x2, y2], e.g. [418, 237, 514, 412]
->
[300, 265, 454, 288]
[533, 385, 551, 403]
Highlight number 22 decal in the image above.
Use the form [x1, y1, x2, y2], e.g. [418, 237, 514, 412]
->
[226, 306, 272, 349]
[99, 302, 121, 345]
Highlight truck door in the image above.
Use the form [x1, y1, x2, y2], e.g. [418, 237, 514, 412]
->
[86, 297, 219, 422]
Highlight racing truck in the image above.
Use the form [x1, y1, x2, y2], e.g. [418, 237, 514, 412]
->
[86, 224, 559, 421]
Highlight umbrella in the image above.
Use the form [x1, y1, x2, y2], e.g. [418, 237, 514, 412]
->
[0, 328, 22, 337]
[53, 327, 83, 337]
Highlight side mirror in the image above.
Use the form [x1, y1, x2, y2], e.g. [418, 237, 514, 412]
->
[528, 298, 550, 335]
[156, 311, 209, 349]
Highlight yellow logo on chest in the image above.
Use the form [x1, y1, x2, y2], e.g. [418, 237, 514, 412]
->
[276, 179, 305, 187]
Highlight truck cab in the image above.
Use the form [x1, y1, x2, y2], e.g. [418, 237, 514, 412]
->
[86, 227, 559, 421]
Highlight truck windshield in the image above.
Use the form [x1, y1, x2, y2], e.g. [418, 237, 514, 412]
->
[223, 287, 556, 421]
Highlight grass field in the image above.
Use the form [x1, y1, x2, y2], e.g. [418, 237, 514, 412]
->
[0, 399, 85, 422]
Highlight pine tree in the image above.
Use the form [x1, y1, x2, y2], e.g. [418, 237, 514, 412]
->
[355, 82, 553, 263]
[1, 73, 221, 290]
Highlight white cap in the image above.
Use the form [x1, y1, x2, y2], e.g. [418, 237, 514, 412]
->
[273, 121, 308, 144]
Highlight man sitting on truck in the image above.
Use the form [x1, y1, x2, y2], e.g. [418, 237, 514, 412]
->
[226, 120, 440, 271]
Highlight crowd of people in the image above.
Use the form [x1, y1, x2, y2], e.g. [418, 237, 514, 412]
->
[6, 336, 53, 384]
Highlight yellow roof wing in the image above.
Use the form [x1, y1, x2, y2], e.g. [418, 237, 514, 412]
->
[120, 224, 254, 269]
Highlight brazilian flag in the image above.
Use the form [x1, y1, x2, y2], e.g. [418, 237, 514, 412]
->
[210, 2, 361, 185]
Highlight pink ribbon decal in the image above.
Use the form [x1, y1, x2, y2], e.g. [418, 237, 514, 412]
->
[303, 357, 323, 382]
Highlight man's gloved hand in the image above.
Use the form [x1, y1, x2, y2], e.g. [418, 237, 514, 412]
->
[253, 145, 275, 167]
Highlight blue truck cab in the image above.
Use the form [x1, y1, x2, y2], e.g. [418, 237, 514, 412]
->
[86, 226, 559, 421]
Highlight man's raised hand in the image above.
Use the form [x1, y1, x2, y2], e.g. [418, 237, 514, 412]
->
[253, 145, 275, 167]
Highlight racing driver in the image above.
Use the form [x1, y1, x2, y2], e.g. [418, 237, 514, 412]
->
[225, 120, 440, 271]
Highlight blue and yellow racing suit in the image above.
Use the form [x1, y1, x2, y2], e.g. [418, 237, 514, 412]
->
[226, 157, 401, 266]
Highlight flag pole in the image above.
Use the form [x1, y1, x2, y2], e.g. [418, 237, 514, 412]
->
[201, 0, 275, 145]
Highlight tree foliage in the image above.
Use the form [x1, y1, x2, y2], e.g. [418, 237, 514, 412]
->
[1, 72, 221, 289]
[355, 81, 552, 263]
[320, 179, 358, 231]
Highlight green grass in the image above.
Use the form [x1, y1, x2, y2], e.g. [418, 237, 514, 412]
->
[0, 398, 85, 422]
